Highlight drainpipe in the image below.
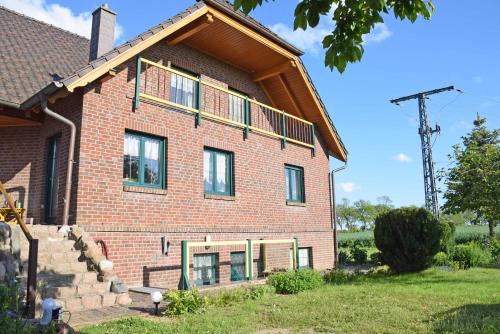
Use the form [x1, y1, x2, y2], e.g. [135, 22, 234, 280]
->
[329, 162, 347, 267]
[39, 90, 76, 226]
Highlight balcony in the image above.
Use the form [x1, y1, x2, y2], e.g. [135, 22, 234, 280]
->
[134, 58, 316, 154]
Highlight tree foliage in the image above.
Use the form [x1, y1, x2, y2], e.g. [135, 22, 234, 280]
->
[440, 115, 500, 238]
[234, 0, 434, 72]
[336, 196, 393, 231]
[374, 207, 449, 272]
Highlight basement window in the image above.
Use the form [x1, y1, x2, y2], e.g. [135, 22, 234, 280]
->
[193, 253, 219, 286]
[230, 251, 246, 282]
[290, 247, 313, 270]
[123, 131, 165, 188]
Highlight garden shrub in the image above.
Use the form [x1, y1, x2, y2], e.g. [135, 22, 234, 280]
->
[164, 289, 208, 315]
[0, 283, 34, 334]
[324, 269, 354, 284]
[208, 285, 275, 307]
[267, 269, 324, 294]
[433, 252, 449, 266]
[374, 207, 447, 273]
[438, 217, 456, 254]
[490, 240, 500, 264]
[452, 243, 492, 269]
[351, 246, 368, 264]
[369, 251, 382, 265]
[338, 250, 350, 264]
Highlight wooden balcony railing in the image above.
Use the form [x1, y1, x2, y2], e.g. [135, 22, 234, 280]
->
[134, 57, 316, 155]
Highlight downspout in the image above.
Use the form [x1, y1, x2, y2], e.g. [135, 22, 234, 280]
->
[329, 161, 346, 267]
[39, 89, 76, 226]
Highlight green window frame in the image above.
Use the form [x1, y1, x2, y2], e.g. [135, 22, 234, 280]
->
[285, 164, 305, 203]
[204, 147, 234, 196]
[230, 252, 246, 282]
[193, 253, 219, 286]
[123, 131, 165, 189]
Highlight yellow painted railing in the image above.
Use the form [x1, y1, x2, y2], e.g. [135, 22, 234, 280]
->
[134, 57, 316, 153]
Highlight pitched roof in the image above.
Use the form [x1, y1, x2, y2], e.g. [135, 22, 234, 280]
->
[0, 6, 90, 107]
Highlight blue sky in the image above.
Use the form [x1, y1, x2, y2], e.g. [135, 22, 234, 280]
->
[2, 0, 499, 207]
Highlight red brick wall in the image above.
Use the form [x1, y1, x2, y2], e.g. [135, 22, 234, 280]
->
[0, 93, 83, 225]
[75, 42, 335, 288]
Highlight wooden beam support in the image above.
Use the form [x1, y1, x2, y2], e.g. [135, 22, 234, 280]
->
[252, 60, 296, 82]
[277, 74, 305, 119]
[98, 68, 117, 83]
[167, 13, 214, 45]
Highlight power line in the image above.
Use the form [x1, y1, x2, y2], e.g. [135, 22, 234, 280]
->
[390, 86, 459, 218]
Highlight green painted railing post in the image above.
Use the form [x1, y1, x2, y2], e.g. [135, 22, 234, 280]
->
[281, 111, 287, 149]
[244, 97, 250, 139]
[246, 239, 253, 280]
[195, 81, 202, 127]
[294, 237, 300, 271]
[133, 57, 142, 111]
[311, 123, 316, 157]
[179, 240, 191, 290]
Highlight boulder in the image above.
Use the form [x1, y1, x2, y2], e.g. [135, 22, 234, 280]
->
[98, 260, 113, 272]
[116, 293, 132, 305]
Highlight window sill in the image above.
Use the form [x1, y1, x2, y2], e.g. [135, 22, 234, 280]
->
[123, 185, 167, 195]
[204, 193, 236, 201]
[286, 201, 306, 207]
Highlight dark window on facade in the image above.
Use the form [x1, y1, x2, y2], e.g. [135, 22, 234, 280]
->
[193, 253, 219, 286]
[204, 148, 234, 196]
[169, 65, 198, 109]
[285, 165, 304, 202]
[123, 131, 165, 188]
[230, 252, 246, 281]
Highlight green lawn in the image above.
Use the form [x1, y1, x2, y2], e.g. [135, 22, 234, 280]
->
[80, 268, 500, 334]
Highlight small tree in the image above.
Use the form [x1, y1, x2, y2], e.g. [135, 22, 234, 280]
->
[353, 199, 377, 230]
[440, 115, 499, 238]
[374, 207, 449, 272]
[336, 198, 357, 231]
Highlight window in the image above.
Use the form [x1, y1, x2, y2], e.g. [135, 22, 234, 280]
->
[228, 88, 247, 124]
[290, 247, 312, 269]
[193, 253, 219, 286]
[204, 148, 233, 196]
[230, 252, 246, 282]
[123, 131, 165, 188]
[285, 165, 304, 202]
[170, 66, 198, 109]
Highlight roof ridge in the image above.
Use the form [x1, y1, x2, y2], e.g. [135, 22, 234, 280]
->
[0, 5, 90, 42]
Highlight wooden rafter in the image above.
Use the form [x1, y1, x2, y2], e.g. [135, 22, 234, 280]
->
[252, 60, 296, 82]
[277, 74, 305, 119]
[167, 13, 214, 45]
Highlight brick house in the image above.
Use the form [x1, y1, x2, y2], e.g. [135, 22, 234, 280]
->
[0, 0, 347, 294]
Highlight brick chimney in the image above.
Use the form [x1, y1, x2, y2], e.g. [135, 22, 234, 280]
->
[89, 4, 116, 61]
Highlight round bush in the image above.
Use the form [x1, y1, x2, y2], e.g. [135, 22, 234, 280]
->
[433, 251, 449, 266]
[338, 250, 350, 264]
[374, 207, 448, 273]
[351, 247, 368, 264]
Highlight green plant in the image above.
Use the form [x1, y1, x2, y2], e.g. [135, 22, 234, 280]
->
[374, 207, 447, 273]
[338, 250, 350, 264]
[164, 289, 208, 315]
[351, 246, 368, 264]
[452, 243, 492, 269]
[433, 252, 450, 266]
[267, 269, 324, 294]
[207, 285, 275, 307]
[0, 283, 33, 334]
[324, 269, 355, 284]
[369, 251, 382, 265]
[490, 240, 500, 264]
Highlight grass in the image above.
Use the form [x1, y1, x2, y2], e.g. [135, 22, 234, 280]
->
[80, 268, 500, 334]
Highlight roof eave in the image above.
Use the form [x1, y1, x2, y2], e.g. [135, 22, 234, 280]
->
[202, 0, 304, 56]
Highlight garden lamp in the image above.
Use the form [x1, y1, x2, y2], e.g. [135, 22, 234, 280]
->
[150, 291, 163, 315]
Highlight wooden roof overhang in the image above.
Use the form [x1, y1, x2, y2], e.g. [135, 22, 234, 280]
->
[59, 4, 347, 161]
[0, 106, 42, 127]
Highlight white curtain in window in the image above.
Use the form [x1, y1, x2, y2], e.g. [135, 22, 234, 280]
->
[216, 153, 227, 192]
[144, 139, 159, 160]
[124, 134, 139, 156]
[229, 94, 245, 123]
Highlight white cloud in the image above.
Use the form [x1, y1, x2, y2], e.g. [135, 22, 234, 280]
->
[269, 23, 330, 54]
[363, 23, 392, 44]
[338, 182, 359, 193]
[393, 153, 412, 163]
[473, 75, 484, 84]
[0, 0, 123, 41]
